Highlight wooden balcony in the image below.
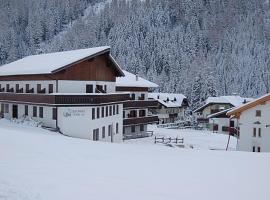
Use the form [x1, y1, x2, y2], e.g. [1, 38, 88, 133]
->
[123, 100, 158, 109]
[123, 115, 159, 126]
[0, 93, 130, 106]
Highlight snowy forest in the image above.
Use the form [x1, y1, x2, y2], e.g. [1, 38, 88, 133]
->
[0, 0, 270, 108]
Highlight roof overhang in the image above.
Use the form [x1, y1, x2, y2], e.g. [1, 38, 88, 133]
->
[227, 93, 270, 117]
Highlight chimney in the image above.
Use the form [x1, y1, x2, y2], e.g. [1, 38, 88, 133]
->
[135, 74, 139, 81]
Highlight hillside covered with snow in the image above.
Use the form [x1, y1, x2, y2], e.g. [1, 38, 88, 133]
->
[0, 119, 270, 200]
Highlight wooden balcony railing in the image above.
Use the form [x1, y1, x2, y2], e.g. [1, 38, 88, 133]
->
[26, 88, 34, 93]
[16, 88, 24, 93]
[0, 93, 130, 105]
[37, 88, 46, 94]
[123, 100, 158, 109]
[123, 116, 159, 126]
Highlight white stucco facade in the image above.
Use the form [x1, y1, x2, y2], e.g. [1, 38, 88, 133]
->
[237, 100, 270, 152]
[57, 104, 123, 143]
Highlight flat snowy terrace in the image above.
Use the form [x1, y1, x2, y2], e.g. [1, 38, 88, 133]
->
[0, 119, 270, 200]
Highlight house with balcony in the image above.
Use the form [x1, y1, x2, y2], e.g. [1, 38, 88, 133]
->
[194, 95, 253, 130]
[148, 93, 189, 124]
[116, 70, 159, 139]
[227, 93, 270, 152]
[0, 46, 131, 142]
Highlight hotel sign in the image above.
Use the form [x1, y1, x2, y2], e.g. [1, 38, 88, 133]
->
[63, 108, 86, 118]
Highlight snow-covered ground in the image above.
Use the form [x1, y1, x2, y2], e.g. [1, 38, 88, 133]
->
[0, 119, 270, 200]
[125, 125, 237, 150]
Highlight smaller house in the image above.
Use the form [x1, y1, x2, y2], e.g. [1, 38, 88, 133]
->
[148, 93, 189, 124]
[207, 109, 238, 135]
[116, 70, 159, 139]
[227, 93, 270, 152]
[194, 95, 252, 127]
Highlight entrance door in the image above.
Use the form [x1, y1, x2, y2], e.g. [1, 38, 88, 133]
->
[12, 105, 18, 118]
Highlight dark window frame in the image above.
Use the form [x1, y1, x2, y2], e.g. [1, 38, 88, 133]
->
[25, 105, 28, 116]
[116, 123, 119, 134]
[33, 106, 37, 117]
[52, 108, 57, 120]
[102, 126, 105, 138]
[39, 107, 43, 118]
[101, 107, 104, 118]
[140, 124, 144, 131]
[131, 125, 136, 133]
[49, 84, 54, 93]
[92, 108, 95, 120]
[253, 128, 256, 137]
[256, 110, 261, 117]
[97, 107, 100, 119]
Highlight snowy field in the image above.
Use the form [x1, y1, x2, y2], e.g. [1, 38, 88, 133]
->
[125, 125, 237, 150]
[0, 119, 270, 200]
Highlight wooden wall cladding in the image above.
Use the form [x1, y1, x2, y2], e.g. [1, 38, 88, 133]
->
[0, 54, 118, 81]
[53, 54, 116, 81]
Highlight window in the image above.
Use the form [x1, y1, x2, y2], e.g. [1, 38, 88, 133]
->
[86, 84, 93, 93]
[253, 128, 256, 137]
[93, 129, 99, 141]
[139, 110, 146, 117]
[116, 123, 119, 134]
[141, 93, 145, 100]
[108, 125, 112, 136]
[131, 125, 136, 133]
[26, 84, 30, 92]
[101, 107, 104, 118]
[104, 85, 107, 92]
[25, 105, 28, 116]
[16, 84, 19, 92]
[140, 124, 144, 131]
[257, 147, 261, 152]
[92, 108, 95, 120]
[33, 106, 37, 117]
[106, 106, 108, 117]
[37, 84, 41, 92]
[102, 126, 105, 138]
[49, 84, 53, 93]
[6, 84, 9, 91]
[258, 128, 261, 137]
[123, 111, 125, 118]
[252, 146, 256, 152]
[113, 105, 115, 115]
[109, 106, 112, 116]
[131, 93, 136, 100]
[256, 110, 261, 117]
[1, 103, 4, 113]
[97, 107, 100, 119]
[221, 126, 229, 132]
[39, 107, 43, 118]
[52, 108, 57, 120]
[130, 110, 137, 118]
[116, 105, 119, 114]
[4, 104, 9, 113]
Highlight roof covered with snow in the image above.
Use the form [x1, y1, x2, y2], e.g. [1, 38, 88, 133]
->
[148, 93, 188, 108]
[227, 93, 270, 117]
[116, 70, 158, 88]
[194, 95, 253, 112]
[0, 46, 124, 76]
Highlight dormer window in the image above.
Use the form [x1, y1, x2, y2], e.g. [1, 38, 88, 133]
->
[256, 110, 261, 117]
